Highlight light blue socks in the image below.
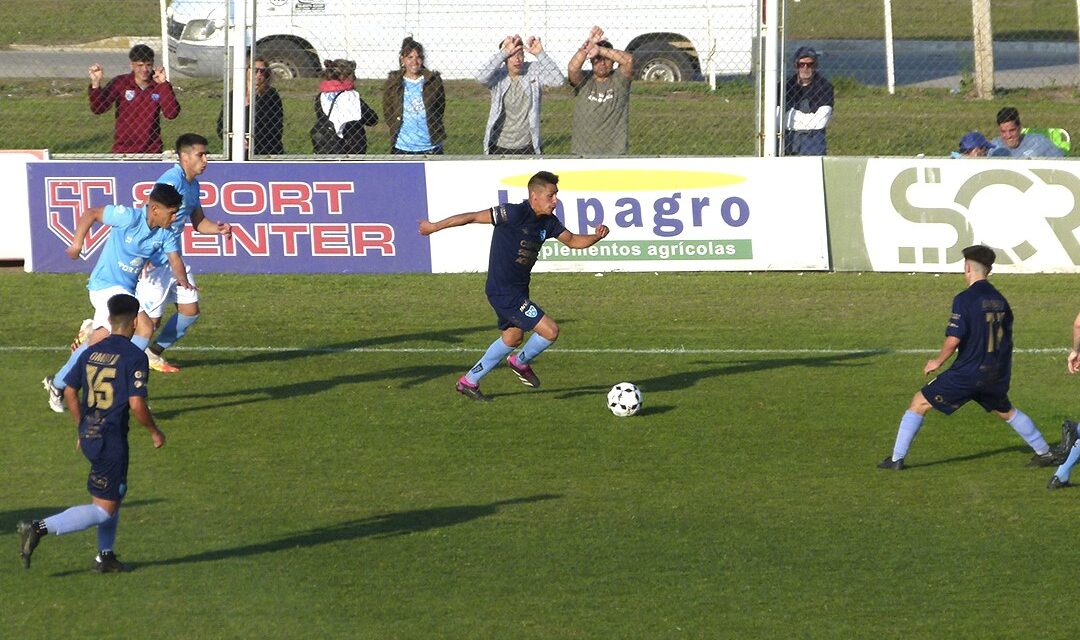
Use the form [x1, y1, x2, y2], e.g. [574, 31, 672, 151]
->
[465, 337, 516, 385]
[43, 504, 110, 536]
[515, 334, 554, 365]
[155, 313, 199, 350]
[891, 410, 924, 461]
[1007, 409, 1050, 455]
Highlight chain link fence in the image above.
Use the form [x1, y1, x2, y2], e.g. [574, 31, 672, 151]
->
[0, 0, 760, 158]
[2, 0, 1079, 158]
[783, 0, 1080, 157]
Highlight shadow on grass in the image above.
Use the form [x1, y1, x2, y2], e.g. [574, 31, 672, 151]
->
[903, 444, 1036, 469]
[129, 494, 561, 570]
[540, 349, 886, 400]
[183, 323, 497, 369]
[1, 498, 165, 536]
[152, 363, 464, 418]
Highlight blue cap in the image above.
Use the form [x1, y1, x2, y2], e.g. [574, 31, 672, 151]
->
[793, 46, 819, 63]
[959, 131, 993, 152]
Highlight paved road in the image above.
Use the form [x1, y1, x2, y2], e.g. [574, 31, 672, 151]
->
[2, 40, 1077, 88]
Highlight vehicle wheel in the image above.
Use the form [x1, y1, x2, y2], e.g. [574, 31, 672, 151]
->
[633, 43, 695, 82]
[258, 40, 319, 80]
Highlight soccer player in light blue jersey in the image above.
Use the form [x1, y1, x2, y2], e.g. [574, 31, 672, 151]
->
[21, 293, 165, 573]
[419, 171, 609, 401]
[43, 183, 188, 413]
[136, 133, 232, 373]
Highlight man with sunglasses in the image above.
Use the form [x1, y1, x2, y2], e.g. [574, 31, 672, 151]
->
[783, 46, 834, 156]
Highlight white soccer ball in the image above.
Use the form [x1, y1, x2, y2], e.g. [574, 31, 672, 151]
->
[607, 382, 643, 417]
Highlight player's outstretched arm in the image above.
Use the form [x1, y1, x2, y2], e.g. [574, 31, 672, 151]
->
[66, 206, 106, 259]
[418, 209, 494, 236]
[924, 336, 960, 376]
[130, 396, 165, 448]
[165, 251, 195, 290]
[191, 206, 232, 238]
[1068, 311, 1080, 374]
[556, 224, 609, 249]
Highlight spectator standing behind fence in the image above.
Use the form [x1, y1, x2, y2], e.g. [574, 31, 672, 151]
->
[992, 107, 1064, 158]
[476, 35, 564, 155]
[217, 57, 284, 156]
[313, 59, 379, 154]
[783, 47, 833, 156]
[568, 27, 634, 157]
[383, 38, 446, 155]
[88, 45, 180, 154]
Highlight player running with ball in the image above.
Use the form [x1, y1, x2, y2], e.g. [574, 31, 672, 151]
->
[419, 170, 608, 401]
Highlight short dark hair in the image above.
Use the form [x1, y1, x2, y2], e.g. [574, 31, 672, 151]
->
[175, 133, 209, 154]
[129, 44, 155, 62]
[320, 58, 356, 81]
[996, 107, 1021, 127]
[962, 244, 996, 271]
[527, 171, 559, 192]
[148, 183, 183, 209]
[596, 40, 613, 50]
[107, 293, 140, 324]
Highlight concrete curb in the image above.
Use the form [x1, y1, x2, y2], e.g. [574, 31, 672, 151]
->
[10, 36, 160, 53]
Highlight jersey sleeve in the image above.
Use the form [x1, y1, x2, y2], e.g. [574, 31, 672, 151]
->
[102, 204, 135, 229]
[491, 203, 517, 227]
[63, 349, 90, 392]
[546, 213, 567, 240]
[945, 294, 966, 340]
[125, 350, 150, 399]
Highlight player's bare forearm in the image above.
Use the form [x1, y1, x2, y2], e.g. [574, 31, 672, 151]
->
[166, 251, 194, 289]
[130, 396, 165, 447]
[63, 386, 82, 425]
[924, 337, 960, 375]
[560, 225, 609, 249]
[419, 209, 492, 236]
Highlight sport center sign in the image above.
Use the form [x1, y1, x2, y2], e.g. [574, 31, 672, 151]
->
[25, 158, 830, 274]
[26, 162, 431, 274]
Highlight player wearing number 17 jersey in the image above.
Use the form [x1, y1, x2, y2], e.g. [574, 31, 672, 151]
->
[878, 244, 1058, 470]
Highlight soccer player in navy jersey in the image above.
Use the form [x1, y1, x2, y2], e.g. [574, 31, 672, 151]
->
[879, 245, 1058, 470]
[20, 294, 166, 573]
[419, 170, 609, 401]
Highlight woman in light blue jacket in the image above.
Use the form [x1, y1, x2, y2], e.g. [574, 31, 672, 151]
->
[476, 35, 565, 155]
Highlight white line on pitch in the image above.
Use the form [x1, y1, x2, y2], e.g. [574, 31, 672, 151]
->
[0, 345, 1069, 355]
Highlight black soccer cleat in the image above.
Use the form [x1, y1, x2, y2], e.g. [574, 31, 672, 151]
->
[455, 377, 491, 402]
[1060, 420, 1079, 454]
[1048, 475, 1071, 490]
[93, 551, 130, 574]
[1028, 451, 1061, 468]
[877, 456, 906, 470]
[17, 521, 41, 569]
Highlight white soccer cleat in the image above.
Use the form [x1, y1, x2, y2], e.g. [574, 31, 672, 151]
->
[145, 348, 180, 373]
[42, 376, 64, 413]
[70, 318, 93, 352]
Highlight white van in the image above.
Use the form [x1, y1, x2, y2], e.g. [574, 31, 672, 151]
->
[166, 0, 757, 82]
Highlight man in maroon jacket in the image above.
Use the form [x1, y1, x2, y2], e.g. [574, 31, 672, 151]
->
[89, 45, 181, 154]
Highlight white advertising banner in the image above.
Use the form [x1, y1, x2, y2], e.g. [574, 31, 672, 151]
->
[423, 158, 829, 273]
[1, 150, 48, 262]
[859, 158, 1080, 273]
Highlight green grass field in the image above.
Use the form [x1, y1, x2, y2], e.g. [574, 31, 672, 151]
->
[3, 269, 1080, 637]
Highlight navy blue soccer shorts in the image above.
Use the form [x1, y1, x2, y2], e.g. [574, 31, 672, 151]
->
[921, 369, 1012, 416]
[487, 292, 546, 332]
[86, 456, 129, 502]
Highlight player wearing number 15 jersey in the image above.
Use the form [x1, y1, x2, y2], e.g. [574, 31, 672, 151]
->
[19, 294, 166, 573]
[878, 245, 1058, 470]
